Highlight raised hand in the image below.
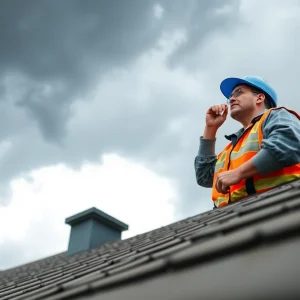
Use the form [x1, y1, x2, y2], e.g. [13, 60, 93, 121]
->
[205, 104, 228, 129]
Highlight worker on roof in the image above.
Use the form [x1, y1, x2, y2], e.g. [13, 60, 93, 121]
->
[194, 76, 300, 208]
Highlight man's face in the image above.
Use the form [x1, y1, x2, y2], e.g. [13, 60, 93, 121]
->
[228, 84, 259, 119]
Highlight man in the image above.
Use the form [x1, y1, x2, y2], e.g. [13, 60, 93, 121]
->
[195, 75, 300, 208]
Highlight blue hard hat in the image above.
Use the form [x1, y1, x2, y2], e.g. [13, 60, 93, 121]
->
[220, 76, 278, 107]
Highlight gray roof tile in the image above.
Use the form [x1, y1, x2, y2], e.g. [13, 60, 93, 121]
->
[22, 286, 62, 300]
[61, 272, 105, 290]
[90, 259, 168, 291]
[150, 240, 192, 259]
[169, 227, 262, 266]
[68, 262, 110, 279]
[44, 285, 90, 300]
[107, 256, 150, 276]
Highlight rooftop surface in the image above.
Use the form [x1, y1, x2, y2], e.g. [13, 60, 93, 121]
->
[1, 179, 300, 299]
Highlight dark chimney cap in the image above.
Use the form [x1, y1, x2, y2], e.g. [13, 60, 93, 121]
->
[65, 207, 128, 231]
[65, 207, 128, 255]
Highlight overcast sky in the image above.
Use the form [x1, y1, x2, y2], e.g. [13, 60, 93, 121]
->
[0, 0, 299, 270]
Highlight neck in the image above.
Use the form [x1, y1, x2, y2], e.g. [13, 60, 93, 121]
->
[240, 107, 267, 129]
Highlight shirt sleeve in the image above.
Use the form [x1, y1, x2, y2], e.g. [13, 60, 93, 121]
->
[194, 137, 217, 188]
[252, 108, 300, 175]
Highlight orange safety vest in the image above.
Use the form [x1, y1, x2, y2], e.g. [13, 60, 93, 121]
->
[212, 107, 300, 208]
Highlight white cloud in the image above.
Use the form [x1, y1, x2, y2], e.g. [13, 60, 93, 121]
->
[0, 153, 177, 269]
[153, 3, 164, 20]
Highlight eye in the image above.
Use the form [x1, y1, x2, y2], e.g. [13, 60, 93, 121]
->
[232, 89, 243, 98]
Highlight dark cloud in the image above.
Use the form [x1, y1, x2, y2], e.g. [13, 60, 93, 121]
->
[0, 0, 160, 80]
[166, 0, 241, 69]
[0, 0, 163, 141]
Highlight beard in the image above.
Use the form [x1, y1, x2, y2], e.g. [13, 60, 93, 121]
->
[229, 104, 255, 125]
[229, 105, 242, 119]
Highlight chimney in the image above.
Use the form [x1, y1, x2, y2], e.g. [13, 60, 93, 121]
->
[65, 207, 129, 256]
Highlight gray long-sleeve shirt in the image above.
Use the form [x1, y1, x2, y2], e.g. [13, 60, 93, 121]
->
[194, 108, 300, 188]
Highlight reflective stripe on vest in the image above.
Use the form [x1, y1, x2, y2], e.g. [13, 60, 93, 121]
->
[212, 107, 300, 207]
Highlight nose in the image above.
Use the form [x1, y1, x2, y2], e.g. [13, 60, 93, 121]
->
[227, 97, 235, 105]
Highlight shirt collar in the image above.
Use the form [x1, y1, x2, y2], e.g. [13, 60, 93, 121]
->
[224, 109, 267, 141]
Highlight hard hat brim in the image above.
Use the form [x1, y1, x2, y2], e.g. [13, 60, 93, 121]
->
[220, 77, 258, 99]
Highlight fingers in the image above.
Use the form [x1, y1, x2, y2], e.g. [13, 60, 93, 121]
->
[210, 104, 228, 115]
[221, 184, 229, 194]
[216, 183, 229, 194]
[223, 104, 228, 116]
[215, 176, 230, 194]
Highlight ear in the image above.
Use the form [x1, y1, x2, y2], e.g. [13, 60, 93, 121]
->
[256, 93, 265, 104]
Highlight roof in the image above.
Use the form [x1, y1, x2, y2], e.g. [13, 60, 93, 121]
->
[1, 179, 300, 300]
